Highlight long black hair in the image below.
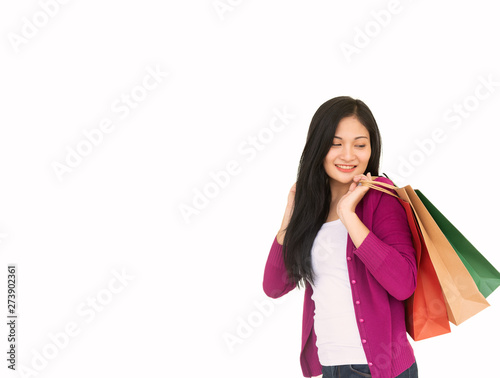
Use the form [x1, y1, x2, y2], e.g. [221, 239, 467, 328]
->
[282, 96, 382, 288]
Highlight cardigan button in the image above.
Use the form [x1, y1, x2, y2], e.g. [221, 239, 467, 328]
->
[347, 256, 352, 261]
[359, 318, 365, 323]
[351, 279, 357, 284]
[368, 362, 373, 367]
[355, 300, 360, 305]
[362, 339, 367, 343]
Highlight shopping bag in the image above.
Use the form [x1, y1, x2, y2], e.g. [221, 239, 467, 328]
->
[360, 179, 450, 340]
[405, 186, 490, 325]
[362, 179, 490, 325]
[415, 190, 500, 298]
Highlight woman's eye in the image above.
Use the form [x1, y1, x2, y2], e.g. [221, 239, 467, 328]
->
[331, 143, 366, 147]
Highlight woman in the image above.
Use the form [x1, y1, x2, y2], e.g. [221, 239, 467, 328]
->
[263, 96, 419, 378]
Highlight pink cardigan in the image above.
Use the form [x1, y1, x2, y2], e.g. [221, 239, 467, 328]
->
[263, 177, 418, 378]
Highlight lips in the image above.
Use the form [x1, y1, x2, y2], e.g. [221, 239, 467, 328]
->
[335, 164, 357, 172]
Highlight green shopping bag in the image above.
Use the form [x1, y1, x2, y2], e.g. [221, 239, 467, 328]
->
[415, 190, 500, 298]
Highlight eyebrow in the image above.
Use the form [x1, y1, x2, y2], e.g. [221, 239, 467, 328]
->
[333, 136, 369, 140]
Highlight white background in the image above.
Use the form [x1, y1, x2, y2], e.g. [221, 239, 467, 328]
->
[1, 1, 499, 377]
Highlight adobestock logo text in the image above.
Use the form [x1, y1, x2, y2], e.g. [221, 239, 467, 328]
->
[386, 74, 499, 180]
[179, 106, 296, 224]
[339, 0, 415, 63]
[51, 64, 168, 182]
[17, 268, 134, 377]
[8, 0, 72, 53]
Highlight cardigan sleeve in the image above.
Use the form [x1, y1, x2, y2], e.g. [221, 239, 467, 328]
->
[353, 188, 418, 301]
[262, 236, 297, 298]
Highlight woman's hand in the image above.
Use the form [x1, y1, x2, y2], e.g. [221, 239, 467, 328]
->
[337, 172, 372, 224]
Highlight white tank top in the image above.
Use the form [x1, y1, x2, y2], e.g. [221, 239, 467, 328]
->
[308, 219, 368, 366]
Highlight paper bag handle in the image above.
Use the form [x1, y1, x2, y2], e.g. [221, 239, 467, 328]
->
[360, 179, 400, 199]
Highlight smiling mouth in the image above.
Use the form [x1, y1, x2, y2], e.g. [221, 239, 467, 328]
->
[335, 164, 357, 169]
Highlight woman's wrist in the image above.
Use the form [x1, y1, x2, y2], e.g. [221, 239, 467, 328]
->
[341, 211, 370, 248]
[340, 210, 357, 222]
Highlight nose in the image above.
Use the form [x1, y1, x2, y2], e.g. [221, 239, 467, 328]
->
[340, 145, 356, 162]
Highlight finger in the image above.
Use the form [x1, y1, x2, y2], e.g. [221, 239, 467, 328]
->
[355, 180, 370, 191]
[356, 179, 370, 189]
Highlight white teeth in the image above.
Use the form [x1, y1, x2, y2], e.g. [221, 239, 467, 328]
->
[336, 165, 356, 169]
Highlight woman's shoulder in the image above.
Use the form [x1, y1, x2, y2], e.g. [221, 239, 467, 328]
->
[372, 175, 395, 186]
[362, 175, 398, 207]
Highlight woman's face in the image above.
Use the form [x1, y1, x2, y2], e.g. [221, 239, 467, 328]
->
[323, 115, 372, 185]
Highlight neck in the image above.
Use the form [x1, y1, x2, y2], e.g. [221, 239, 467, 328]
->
[328, 179, 350, 203]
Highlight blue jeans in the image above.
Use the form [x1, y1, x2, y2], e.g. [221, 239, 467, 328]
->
[321, 361, 418, 377]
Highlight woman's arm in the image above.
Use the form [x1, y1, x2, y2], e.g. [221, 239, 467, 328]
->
[353, 188, 417, 301]
[263, 183, 297, 298]
[263, 236, 296, 298]
[340, 212, 370, 248]
[276, 182, 296, 244]
[338, 175, 417, 301]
